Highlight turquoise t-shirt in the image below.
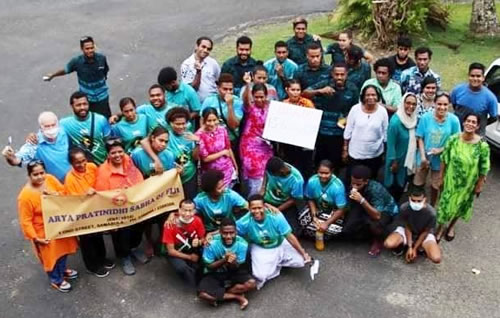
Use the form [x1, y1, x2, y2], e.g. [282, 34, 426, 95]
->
[60, 112, 111, 165]
[415, 112, 461, 171]
[136, 103, 168, 132]
[236, 210, 291, 248]
[167, 129, 196, 183]
[202, 234, 248, 273]
[194, 189, 248, 232]
[200, 94, 244, 141]
[305, 174, 347, 212]
[264, 164, 304, 206]
[166, 82, 201, 113]
[111, 114, 149, 153]
[130, 147, 175, 178]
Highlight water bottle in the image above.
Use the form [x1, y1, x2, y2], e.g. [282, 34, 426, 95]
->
[315, 230, 325, 251]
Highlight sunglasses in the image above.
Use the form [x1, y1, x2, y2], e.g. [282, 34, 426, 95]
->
[27, 159, 44, 167]
[106, 138, 123, 146]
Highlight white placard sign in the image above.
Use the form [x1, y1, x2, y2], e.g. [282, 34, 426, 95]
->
[262, 101, 323, 149]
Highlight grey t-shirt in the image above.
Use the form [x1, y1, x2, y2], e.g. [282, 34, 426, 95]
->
[396, 202, 436, 239]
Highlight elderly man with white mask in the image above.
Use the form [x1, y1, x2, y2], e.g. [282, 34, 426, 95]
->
[2, 111, 71, 182]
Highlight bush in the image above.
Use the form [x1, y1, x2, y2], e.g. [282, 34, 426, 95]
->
[335, 0, 450, 48]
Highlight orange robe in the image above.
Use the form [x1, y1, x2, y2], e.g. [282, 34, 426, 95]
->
[95, 154, 144, 191]
[17, 174, 78, 272]
[64, 163, 98, 195]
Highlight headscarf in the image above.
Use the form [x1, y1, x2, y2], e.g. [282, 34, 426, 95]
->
[396, 93, 418, 173]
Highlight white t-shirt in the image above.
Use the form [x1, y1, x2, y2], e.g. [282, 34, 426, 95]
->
[343, 103, 388, 159]
[180, 54, 221, 102]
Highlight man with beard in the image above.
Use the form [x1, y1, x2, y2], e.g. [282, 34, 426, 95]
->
[295, 43, 331, 93]
[135, 84, 170, 131]
[60, 92, 111, 165]
[221, 36, 257, 96]
[286, 17, 323, 66]
[361, 58, 402, 114]
[388, 35, 416, 84]
[450, 62, 498, 135]
[401, 47, 441, 94]
[264, 41, 299, 100]
[198, 218, 256, 310]
[44, 36, 111, 118]
[181, 36, 221, 102]
[306, 63, 359, 169]
[2, 111, 71, 182]
[157, 67, 201, 126]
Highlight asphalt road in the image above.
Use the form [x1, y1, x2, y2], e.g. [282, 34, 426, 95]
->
[1, 1, 500, 318]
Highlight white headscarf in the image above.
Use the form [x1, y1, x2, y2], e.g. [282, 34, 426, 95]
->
[396, 93, 418, 174]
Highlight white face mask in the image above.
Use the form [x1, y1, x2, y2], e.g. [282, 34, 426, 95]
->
[409, 200, 424, 211]
[42, 126, 59, 139]
[179, 216, 194, 224]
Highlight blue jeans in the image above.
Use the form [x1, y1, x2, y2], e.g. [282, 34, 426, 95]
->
[48, 255, 67, 284]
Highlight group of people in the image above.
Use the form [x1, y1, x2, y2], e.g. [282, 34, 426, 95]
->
[3, 16, 497, 309]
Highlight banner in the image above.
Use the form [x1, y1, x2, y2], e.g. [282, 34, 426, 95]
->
[262, 101, 323, 149]
[42, 169, 184, 239]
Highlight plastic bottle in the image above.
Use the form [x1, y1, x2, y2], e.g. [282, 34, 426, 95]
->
[315, 230, 325, 251]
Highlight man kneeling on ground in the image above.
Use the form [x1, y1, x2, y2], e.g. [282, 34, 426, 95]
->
[198, 218, 255, 309]
[237, 194, 312, 289]
[384, 186, 441, 264]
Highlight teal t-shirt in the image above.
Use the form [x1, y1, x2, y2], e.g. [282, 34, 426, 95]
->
[166, 82, 201, 113]
[130, 147, 175, 178]
[236, 210, 291, 248]
[167, 129, 196, 183]
[305, 174, 347, 212]
[202, 234, 248, 273]
[137, 103, 168, 132]
[60, 112, 111, 165]
[264, 164, 304, 206]
[111, 114, 149, 153]
[194, 189, 248, 232]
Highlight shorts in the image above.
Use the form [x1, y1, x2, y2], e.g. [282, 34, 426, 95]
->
[198, 268, 253, 301]
[394, 226, 436, 246]
[413, 166, 440, 190]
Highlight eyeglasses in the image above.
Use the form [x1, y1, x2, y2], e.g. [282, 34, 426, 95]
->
[27, 159, 44, 167]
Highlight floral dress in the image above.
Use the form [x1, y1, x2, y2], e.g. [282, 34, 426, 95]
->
[438, 135, 490, 224]
[197, 126, 235, 187]
[239, 103, 274, 180]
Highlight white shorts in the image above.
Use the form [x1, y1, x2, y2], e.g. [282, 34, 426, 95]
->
[394, 226, 436, 246]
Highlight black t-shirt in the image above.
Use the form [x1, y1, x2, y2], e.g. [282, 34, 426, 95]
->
[396, 202, 436, 239]
[388, 54, 416, 83]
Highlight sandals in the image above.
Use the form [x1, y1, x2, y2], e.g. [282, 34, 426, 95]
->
[51, 280, 72, 293]
[445, 227, 455, 242]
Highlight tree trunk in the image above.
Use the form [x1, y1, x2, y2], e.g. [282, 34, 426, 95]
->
[470, 0, 499, 35]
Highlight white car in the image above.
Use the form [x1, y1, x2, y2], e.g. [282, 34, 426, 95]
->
[485, 58, 500, 152]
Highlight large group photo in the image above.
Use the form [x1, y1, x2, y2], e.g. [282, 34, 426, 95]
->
[1, 0, 500, 317]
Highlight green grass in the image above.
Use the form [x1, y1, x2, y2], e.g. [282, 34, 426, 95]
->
[213, 3, 500, 91]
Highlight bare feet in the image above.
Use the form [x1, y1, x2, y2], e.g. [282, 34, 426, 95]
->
[237, 295, 249, 310]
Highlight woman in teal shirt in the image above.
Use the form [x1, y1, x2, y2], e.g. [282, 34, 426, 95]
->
[383, 93, 418, 201]
[166, 107, 200, 199]
[112, 97, 149, 153]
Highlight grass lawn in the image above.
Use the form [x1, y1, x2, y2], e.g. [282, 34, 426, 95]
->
[213, 3, 500, 91]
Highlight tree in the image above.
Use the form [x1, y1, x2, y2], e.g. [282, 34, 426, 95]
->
[470, 0, 499, 35]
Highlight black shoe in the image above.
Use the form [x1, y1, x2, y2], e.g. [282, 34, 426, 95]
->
[103, 259, 116, 270]
[392, 245, 405, 256]
[87, 267, 110, 278]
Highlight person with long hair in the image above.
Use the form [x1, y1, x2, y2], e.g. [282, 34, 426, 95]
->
[436, 113, 490, 242]
[17, 160, 78, 292]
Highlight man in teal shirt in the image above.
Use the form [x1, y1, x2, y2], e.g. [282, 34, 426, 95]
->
[264, 41, 299, 100]
[237, 194, 311, 289]
[361, 58, 402, 115]
[60, 91, 111, 164]
[136, 84, 169, 131]
[262, 157, 304, 235]
[221, 36, 257, 96]
[295, 43, 331, 91]
[347, 46, 371, 94]
[286, 17, 323, 66]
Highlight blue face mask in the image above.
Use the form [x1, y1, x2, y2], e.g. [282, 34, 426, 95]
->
[409, 200, 424, 211]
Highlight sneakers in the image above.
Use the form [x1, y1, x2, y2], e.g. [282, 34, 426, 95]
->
[131, 249, 150, 264]
[103, 259, 116, 270]
[64, 269, 79, 280]
[121, 256, 136, 275]
[86, 267, 110, 278]
[51, 280, 72, 293]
